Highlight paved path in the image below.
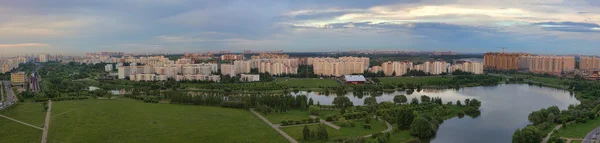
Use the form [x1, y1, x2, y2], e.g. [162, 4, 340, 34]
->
[363, 118, 393, 138]
[276, 122, 322, 128]
[542, 124, 562, 143]
[0, 114, 43, 130]
[52, 109, 74, 118]
[41, 100, 52, 143]
[250, 109, 297, 143]
[584, 127, 600, 143]
[309, 115, 341, 130]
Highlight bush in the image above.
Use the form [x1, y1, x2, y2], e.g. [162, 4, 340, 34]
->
[326, 116, 334, 121]
[302, 119, 308, 124]
[350, 122, 356, 127]
[308, 118, 314, 123]
[281, 120, 288, 125]
[295, 121, 302, 125]
[314, 118, 321, 123]
[289, 120, 295, 125]
[363, 124, 371, 129]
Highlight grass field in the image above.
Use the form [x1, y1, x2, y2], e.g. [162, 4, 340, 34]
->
[47, 99, 287, 143]
[508, 74, 567, 85]
[263, 109, 339, 124]
[281, 119, 386, 142]
[556, 118, 600, 138]
[386, 130, 414, 143]
[275, 78, 340, 88]
[379, 76, 451, 85]
[0, 102, 47, 143]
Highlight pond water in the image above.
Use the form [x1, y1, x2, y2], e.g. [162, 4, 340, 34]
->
[291, 84, 579, 143]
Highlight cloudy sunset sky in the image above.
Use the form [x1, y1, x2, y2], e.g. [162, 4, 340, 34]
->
[1, 0, 600, 56]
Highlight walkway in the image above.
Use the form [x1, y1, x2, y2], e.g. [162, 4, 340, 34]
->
[541, 124, 562, 143]
[0, 114, 43, 130]
[309, 115, 340, 130]
[41, 100, 52, 143]
[363, 118, 393, 138]
[249, 109, 298, 143]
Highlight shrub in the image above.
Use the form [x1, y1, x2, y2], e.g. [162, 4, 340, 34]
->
[295, 121, 302, 125]
[350, 122, 356, 127]
[314, 118, 321, 123]
[302, 119, 308, 124]
[281, 120, 288, 125]
[289, 120, 295, 125]
[326, 116, 334, 121]
[363, 124, 371, 129]
[308, 118, 314, 123]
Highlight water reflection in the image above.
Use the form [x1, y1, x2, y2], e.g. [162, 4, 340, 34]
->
[291, 84, 579, 143]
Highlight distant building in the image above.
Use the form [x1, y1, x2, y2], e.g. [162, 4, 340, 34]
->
[484, 52, 531, 70]
[344, 75, 366, 84]
[240, 74, 260, 82]
[118, 66, 130, 79]
[39, 54, 49, 63]
[105, 64, 114, 72]
[11, 72, 26, 85]
[220, 54, 244, 61]
[220, 64, 236, 76]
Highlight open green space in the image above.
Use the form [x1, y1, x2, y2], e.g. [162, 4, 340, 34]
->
[508, 74, 568, 86]
[556, 118, 600, 138]
[281, 119, 386, 142]
[47, 99, 287, 143]
[274, 78, 340, 88]
[386, 130, 415, 143]
[571, 140, 582, 143]
[262, 109, 339, 124]
[379, 76, 451, 85]
[0, 102, 47, 143]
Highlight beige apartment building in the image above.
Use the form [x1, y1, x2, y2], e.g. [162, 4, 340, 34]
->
[381, 61, 413, 76]
[580, 56, 600, 71]
[484, 52, 531, 70]
[518, 55, 575, 74]
[309, 57, 369, 77]
[234, 60, 252, 74]
[448, 61, 484, 74]
[220, 64, 236, 76]
[413, 61, 447, 75]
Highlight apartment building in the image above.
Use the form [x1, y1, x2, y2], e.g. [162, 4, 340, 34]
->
[220, 54, 244, 61]
[448, 61, 484, 74]
[484, 52, 531, 70]
[580, 56, 600, 71]
[369, 66, 382, 73]
[412, 61, 447, 75]
[518, 55, 575, 74]
[309, 57, 369, 77]
[221, 64, 236, 76]
[39, 54, 49, 63]
[234, 60, 252, 74]
[11, 72, 26, 84]
[240, 74, 260, 82]
[105, 64, 114, 72]
[250, 53, 289, 59]
[175, 75, 220, 82]
[381, 61, 413, 76]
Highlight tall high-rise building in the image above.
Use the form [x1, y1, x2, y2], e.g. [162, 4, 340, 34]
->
[309, 57, 369, 77]
[580, 56, 600, 71]
[220, 54, 244, 61]
[234, 60, 252, 74]
[39, 54, 49, 63]
[381, 61, 413, 76]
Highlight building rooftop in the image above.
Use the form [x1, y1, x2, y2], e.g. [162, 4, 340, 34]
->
[344, 75, 366, 82]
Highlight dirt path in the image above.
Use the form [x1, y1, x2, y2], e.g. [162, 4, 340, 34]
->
[542, 124, 562, 143]
[0, 114, 43, 130]
[363, 118, 393, 138]
[41, 100, 52, 143]
[309, 115, 341, 130]
[250, 109, 298, 143]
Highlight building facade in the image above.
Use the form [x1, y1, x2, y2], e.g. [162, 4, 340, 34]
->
[484, 52, 530, 70]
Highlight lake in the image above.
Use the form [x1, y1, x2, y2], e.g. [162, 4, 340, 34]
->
[291, 84, 579, 143]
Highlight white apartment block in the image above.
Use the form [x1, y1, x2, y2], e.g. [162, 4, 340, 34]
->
[175, 75, 220, 82]
[258, 62, 297, 75]
[105, 64, 114, 72]
[240, 74, 260, 82]
[448, 61, 484, 74]
[412, 61, 448, 75]
[118, 66, 130, 79]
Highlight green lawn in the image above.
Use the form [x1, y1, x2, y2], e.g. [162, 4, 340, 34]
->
[275, 78, 340, 88]
[386, 130, 414, 143]
[556, 118, 600, 138]
[263, 109, 339, 124]
[0, 102, 47, 143]
[379, 76, 451, 85]
[47, 99, 287, 143]
[281, 119, 386, 142]
[571, 140, 582, 143]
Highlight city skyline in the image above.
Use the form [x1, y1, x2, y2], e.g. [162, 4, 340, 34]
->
[2, 0, 600, 56]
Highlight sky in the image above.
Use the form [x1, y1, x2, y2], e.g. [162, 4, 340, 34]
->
[1, 0, 600, 56]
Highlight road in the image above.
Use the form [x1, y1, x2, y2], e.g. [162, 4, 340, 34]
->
[41, 100, 52, 143]
[0, 81, 17, 110]
[583, 126, 600, 143]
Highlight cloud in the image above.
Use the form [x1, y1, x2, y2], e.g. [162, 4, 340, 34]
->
[0, 43, 49, 48]
[532, 21, 600, 32]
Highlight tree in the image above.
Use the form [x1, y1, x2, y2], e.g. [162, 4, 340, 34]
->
[433, 106, 449, 116]
[333, 96, 353, 109]
[457, 100, 462, 107]
[410, 117, 437, 139]
[317, 124, 329, 140]
[396, 107, 415, 129]
[420, 95, 431, 103]
[394, 95, 407, 104]
[464, 99, 471, 106]
[364, 97, 377, 106]
[411, 98, 419, 105]
[512, 126, 542, 143]
[308, 98, 314, 106]
[469, 99, 481, 109]
[309, 105, 320, 115]
[303, 124, 311, 140]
